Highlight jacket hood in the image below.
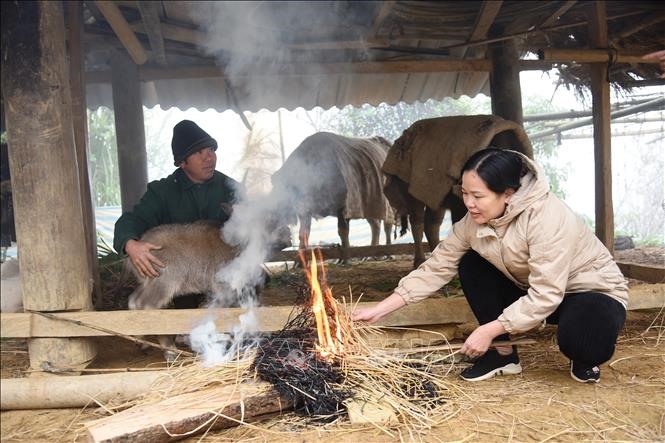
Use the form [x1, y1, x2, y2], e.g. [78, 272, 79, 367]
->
[490, 152, 550, 228]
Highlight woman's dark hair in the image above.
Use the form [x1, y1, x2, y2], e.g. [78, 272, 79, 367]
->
[461, 148, 528, 193]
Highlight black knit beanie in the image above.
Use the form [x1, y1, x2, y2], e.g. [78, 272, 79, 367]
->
[171, 120, 218, 165]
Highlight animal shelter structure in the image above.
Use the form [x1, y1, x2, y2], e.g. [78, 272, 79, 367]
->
[1, 0, 664, 400]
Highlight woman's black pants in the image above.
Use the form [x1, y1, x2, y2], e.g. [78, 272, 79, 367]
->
[458, 251, 626, 367]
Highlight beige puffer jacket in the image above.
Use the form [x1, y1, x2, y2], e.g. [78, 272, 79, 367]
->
[393, 153, 629, 334]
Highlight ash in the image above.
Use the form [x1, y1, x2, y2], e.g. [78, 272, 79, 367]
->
[252, 286, 351, 421]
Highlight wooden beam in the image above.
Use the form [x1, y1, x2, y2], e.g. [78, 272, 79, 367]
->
[131, 21, 205, 47]
[539, 1, 577, 28]
[0, 298, 477, 339]
[69, 1, 103, 310]
[85, 383, 290, 442]
[370, 1, 396, 37]
[94, 0, 148, 65]
[617, 262, 665, 285]
[137, 1, 166, 65]
[538, 48, 663, 64]
[84, 60, 558, 85]
[587, 2, 614, 251]
[3, 285, 663, 339]
[468, 1, 503, 43]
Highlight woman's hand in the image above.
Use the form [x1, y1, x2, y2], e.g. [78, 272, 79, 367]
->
[125, 239, 165, 278]
[460, 320, 507, 358]
[352, 292, 406, 324]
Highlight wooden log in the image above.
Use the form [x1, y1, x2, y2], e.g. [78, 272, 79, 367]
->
[94, 0, 148, 65]
[85, 382, 291, 443]
[0, 297, 476, 339]
[1, 1, 95, 370]
[111, 52, 148, 212]
[587, 2, 614, 252]
[1, 371, 163, 410]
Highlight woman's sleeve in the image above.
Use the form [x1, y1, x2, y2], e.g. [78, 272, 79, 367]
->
[498, 200, 579, 333]
[393, 217, 471, 304]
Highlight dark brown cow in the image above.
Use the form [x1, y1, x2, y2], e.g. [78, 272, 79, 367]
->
[383, 115, 534, 268]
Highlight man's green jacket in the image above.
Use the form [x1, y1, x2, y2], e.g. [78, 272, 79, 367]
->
[113, 168, 241, 254]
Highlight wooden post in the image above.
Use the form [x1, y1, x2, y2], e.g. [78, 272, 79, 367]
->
[0, 1, 96, 371]
[111, 53, 148, 212]
[588, 2, 614, 252]
[489, 34, 524, 147]
[68, 1, 102, 308]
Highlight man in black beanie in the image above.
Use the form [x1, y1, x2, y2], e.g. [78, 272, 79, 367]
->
[114, 120, 242, 278]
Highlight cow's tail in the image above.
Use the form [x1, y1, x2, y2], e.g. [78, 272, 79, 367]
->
[398, 214, 408, 238]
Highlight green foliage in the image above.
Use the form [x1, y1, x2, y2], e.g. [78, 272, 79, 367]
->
[521, 96, 569, 199]
[314, 97, 491, 143]
[87, 107, 120, 206]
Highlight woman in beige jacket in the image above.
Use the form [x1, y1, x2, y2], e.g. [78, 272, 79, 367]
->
[353, 148, 628, 383]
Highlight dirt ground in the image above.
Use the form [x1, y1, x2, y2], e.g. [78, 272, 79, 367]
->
[1, 251, 664, 442]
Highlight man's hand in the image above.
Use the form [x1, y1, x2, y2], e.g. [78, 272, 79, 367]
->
[125, 239, 165, 278]
[352, 292, 406, 324]
[460, 320, 507, 358]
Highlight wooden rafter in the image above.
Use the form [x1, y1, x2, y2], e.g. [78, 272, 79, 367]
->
[612, 12, 665, 42]
[539, 0, 577, 28]
[137, 1, 166, 64]
[94, 0, 148, 65]
[370, 0, 396, 37]
[468, 0, 503, 43]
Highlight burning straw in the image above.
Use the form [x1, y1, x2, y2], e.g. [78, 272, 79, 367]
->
[251, 249, 461, 429]
[93, 249, 463, 438]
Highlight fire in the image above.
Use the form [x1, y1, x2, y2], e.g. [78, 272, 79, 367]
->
[300, 249, 344, 361]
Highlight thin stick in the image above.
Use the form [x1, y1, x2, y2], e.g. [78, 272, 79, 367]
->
[379, 338, 538, 355]
[28, 365, 165, 374]
[28, 310, 194, 357]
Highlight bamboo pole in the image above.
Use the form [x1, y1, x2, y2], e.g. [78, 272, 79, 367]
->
[538, 48, 662, 64]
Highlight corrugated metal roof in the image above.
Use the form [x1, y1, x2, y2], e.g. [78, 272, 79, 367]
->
[82, 1, 663, 113]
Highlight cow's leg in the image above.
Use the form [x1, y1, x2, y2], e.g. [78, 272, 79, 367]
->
[384, 221, 393, 245]
[337, 211, 351, 264]
[408, 201, 427, 269]
[368, 219, 381, 246]
[444, 193, 468, 223]
[298, 214, 311, 249]
[424, 206, 445, 252]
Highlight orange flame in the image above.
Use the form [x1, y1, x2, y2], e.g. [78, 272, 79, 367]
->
[300, 249, 343, 361]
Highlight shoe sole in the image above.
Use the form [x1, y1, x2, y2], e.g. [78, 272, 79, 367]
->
[460, 363, 522, 382]
[570, 370, 600, 383]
